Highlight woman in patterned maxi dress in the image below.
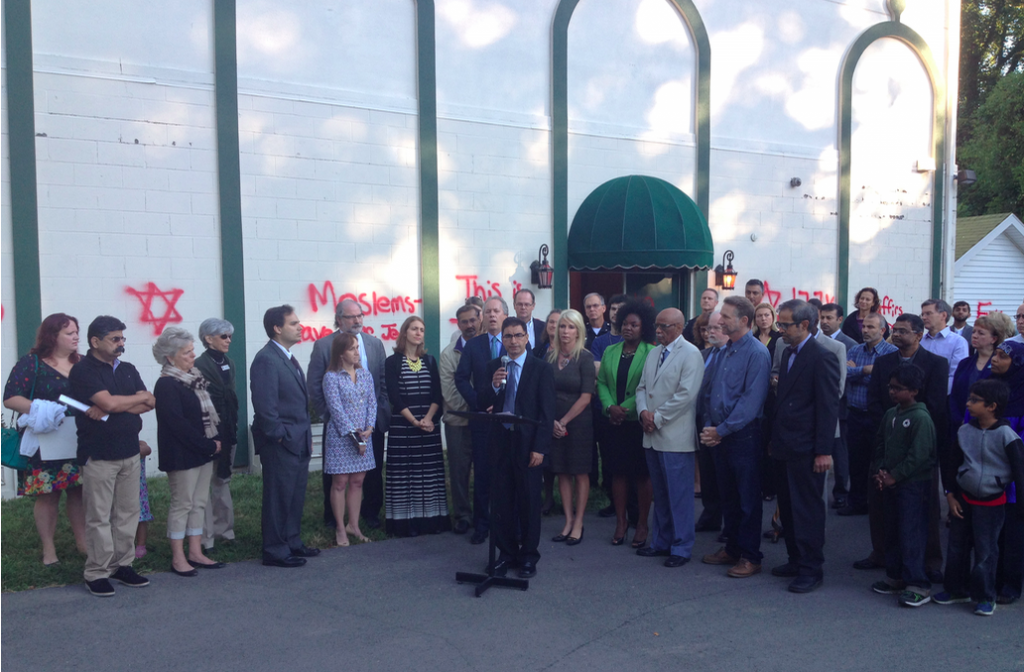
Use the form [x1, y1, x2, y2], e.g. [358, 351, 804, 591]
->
[383, 316, 450, 537]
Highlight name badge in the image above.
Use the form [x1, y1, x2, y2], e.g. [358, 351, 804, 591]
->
[221, 364, 230, 371]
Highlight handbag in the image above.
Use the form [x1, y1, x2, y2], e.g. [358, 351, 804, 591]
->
[1, 355, 39, 470]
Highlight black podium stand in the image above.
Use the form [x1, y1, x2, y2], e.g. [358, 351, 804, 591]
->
[450, 410, 538, 597]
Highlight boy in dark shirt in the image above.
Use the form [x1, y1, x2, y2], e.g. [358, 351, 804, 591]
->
[934, 379, 1024, 616]
[870, 364, 936, 607]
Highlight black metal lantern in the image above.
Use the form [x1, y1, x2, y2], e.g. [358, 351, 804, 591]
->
[714, 250, 737, 291]
[530, 244, 554, 289]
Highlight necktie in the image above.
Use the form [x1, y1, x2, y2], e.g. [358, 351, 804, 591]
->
[502, 361, 518, 428]
[490, 336, 499, 359]
[785, 345, 798, 373]
[289, 354, 304, 378]
[659, 348, 670, 368]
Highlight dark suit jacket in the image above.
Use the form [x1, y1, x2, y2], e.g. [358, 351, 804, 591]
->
[772, 337, 841, 460]
[307, 330, 389, 432]
[867, 346, 949, 451]
[526, 317, 546, 353]
[250, 341, 312, 456]
[454, 331, 505, 412]
[478, 355, 555, 458]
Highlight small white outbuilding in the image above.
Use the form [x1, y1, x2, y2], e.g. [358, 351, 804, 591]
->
[954, 213, 1024, 321]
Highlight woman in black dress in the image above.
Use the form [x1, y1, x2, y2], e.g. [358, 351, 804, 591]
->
[384, 316, 450, 536]
[536, 309, 561, 513]
[547, 309, 595, 546]
[3, 313, 88, 565]
[841, 287, 890, 343]
[596, 300, 656, 547]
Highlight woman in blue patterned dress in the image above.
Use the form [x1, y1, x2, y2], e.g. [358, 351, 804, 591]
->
[3, 313, 88, 565]
[323, 332, 377, 547]
[384, 316, 450, 537]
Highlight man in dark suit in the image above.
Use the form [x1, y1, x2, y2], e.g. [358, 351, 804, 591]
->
[770, 299, 840, 593]
[455, 296, 508, 544]
[308, 298, 390, 530]
[477, 317, 555, 578]
[855, 313, 948, 580]
[820, 302, 857, 509]
[251, 305, 320, 567]
[513, 289, 546, 352]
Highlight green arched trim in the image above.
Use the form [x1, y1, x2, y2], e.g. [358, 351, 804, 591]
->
[552, 0, 711, 309]
[838, 22, 946, 308]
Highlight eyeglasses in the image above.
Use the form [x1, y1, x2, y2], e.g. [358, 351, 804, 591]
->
[218, 334, 232, 340]
[891, 328, 914, 336]
[1016, 314, 1024, 320]
[655, 323, 680, 331]
[967, 395, 984, 404]
[503, 332, 528, 340]
[105, 336, 126, 343]
[776, 321, 796, 330]
[888, 383, 908, 391]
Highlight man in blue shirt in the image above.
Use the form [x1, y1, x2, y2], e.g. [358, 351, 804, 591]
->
[698, 297, 771, 578]
[839, 312, 897, 516]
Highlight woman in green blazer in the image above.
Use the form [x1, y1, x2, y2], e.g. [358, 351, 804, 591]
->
[596, 300, 657, 548]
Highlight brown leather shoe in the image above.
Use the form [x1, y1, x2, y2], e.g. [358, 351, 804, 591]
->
[727, 558, 762, 578]
[702, 547, 739, 565]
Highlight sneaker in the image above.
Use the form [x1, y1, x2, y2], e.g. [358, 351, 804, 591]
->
[932, 591, 970, 605]
[974, 601, 996, 616]
[871, 580, 903, 595]
[897, 590, 931, 607]
[86, 578, 115, 597]
[110, 566, 150, 588]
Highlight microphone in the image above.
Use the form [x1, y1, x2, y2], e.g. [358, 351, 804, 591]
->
[500, 355, 511, 389]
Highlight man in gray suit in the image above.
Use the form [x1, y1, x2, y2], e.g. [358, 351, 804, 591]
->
[308, 299, 390, 530]
[635, 308, 705, 568]
[820, 302, 856, 508]
[251, 305, 320, 567]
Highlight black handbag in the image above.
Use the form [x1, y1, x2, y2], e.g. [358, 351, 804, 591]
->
[1, 355, 39, 470]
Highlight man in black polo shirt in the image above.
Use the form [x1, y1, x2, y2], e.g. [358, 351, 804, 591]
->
[70, 316, 155, 597]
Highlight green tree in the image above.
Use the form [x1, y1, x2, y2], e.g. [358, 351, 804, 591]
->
[957, 71, 1024, 216]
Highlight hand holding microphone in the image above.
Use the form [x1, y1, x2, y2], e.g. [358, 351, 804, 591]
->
[500, 355, 511, 389]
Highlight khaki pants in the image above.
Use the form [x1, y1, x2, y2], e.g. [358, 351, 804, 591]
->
[202, 473, 235, 549]
[82, 455, 141, 582]
[167, 462, 213, 539]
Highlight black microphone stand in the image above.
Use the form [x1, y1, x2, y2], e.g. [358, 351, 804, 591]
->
[451, 410, 536, 597]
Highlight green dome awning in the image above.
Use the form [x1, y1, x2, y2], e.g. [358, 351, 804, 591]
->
[567, 175, 713, 272]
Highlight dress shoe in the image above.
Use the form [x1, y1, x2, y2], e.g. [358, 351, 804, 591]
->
[611, 523, 630, 546]
[263, 556, 306, 568]
[664, 555, 689, 568]
[363, 517, 381, 530]
[551, 533, 569, 542]
[636, 546, 670, 557]
[517, 561, 537, 578]
[831, 496, 848, 510]
[290, 546, 321, 558]
[771, 562, 800, 577]
[172, 566, 199, 577]
[566, 527, 585, 546]
[486, 559, 513, 577]
[717, 532, 729, 544]
[728, 559, 762, 578]
[837, 504, 869, 516]
[541, 500, 555, 516]
[702, 547, 738, 565]
[188, 560, 227, 569]
[788, 575, 823, 593]
[598, 504, 616, 518]
[852, 557, 885, 570]
[452, 520, 470, 535]
[470, 530, 488, 545]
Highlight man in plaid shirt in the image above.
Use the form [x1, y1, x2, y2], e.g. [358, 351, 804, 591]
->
[839, 313, 897, 517]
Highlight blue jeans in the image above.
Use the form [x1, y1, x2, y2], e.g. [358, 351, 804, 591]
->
[645, 449, 695, 558]
[945, 494, 1005, 602]
[883, 479, 930, 591]
[712, 421, 762, 563]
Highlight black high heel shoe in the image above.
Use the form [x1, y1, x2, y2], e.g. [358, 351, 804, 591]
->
[611, 522, 630, 546]
[566, 527, 585, 546]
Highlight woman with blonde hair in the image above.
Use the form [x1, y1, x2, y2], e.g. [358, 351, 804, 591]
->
[547, 309, 595, 545]
[383, 316, 449, 536]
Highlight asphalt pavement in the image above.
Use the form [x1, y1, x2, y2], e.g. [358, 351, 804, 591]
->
[2, 499, 1021, 672]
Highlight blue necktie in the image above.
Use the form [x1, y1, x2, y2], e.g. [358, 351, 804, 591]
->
[658, 348, 670, 370]
[490, 336, 499, 359]
[502, 361, 518, 428]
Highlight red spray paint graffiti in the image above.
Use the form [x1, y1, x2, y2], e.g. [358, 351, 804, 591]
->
[126, 282, 184, 335]
[760, 281, 833, 309]
[307, 281, 421, 318]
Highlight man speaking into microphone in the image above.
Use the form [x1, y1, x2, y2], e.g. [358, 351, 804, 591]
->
[477, 317, 555, 579]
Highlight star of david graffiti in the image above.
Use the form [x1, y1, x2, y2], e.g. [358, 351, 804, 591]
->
[125, 282, 184, 335]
